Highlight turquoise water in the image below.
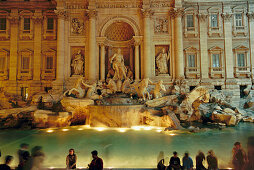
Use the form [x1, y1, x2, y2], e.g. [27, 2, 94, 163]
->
[0, 123, 254, 169]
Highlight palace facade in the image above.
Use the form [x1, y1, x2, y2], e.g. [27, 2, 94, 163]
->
[0, 0, 253, 102]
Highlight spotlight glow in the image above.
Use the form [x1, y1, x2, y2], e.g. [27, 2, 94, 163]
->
[118, 128, 127, 133]
[62, 129, 69, 132]
[46, 129, 54, 133]
[169, 133, 176, 136]
[77, 128, 83, 131]
[156, 129, 162, 133]
[95, 127, 106, 131]
[144, 126, 152, 131]
[131, 126, 141, 131]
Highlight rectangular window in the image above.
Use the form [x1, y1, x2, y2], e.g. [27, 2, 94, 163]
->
[212, 54, 220, 67]
[0, 57, 5, 72]
[237, 53, 245, 67]
[47, 18, 54, 30]
[211, 14, 218, 28]
[188, 54, 196, 67]
[22, 56, 30, 70]
[187, 15, 194, 28]
[46, 56, 53, 69]
[0, 18, 6, 30]
[23, 18, 30, 30]
[235, 13, 243, 27]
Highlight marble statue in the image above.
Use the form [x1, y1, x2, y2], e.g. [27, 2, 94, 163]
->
[156, 48, 169, 74]
[151, 80, 166, 99]
[110, 48, 127, 80]
[122, 78, 131, 94]
[82, 81, 97, 99]
[71, 50, 84, 75]
[64, 77, 86, 98]
[71, 18, 83, 34]
[107, 79, 117, 94]
[132, 78, 152, 101]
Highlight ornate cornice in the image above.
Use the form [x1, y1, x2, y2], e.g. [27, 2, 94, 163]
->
[198, 13, 208, 22]
[141, 8, 153, 18]
[32, 16, 43, 24]
[86, 9, 97, 19]
[169, 8, 184, 18]
[8, 16, 19, 24]
[221, 12, 233, 21]
[54, 9, 68, 20]
[247, 12, 254, 21]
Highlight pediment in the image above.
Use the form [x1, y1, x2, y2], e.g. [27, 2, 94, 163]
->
[208, 46, 223, 52]
[184, 46, 198, 52]
[233, 45, 249, 51]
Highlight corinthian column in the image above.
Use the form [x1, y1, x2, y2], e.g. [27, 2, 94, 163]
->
[32, 11, 43, 81]
[198, 13, 209, 79]
[248, 12, 254, 78]
[142, 9, 152, 79]
[87, 10, 97, 81]
[222, 12, 234, 78]
[173, 8, 185, 79]
[54, 9, 66, 90]
[8, 10, 19, 81]
[100, 44, 105, 81]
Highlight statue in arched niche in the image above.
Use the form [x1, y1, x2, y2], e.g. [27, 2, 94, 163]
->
[71, 49, 84, 75]
[109, 48, 127, 80]
[156, 48, 169, 74]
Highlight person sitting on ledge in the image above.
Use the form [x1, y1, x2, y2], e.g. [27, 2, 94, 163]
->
[66, 148, 77, 169]
[169, 151, 181, 170]
[88, 150, 103, 170]
[182, 152, 193, 170]
[0, 155, 13, 170]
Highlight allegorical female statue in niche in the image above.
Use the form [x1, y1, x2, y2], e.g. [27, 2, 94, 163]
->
[109, 48, 127, 80]
[71, 50, 84, 75]
[156, 48, 169, 74]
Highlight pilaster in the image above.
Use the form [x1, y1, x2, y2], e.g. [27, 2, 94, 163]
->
[142, 8, 153, 79]
[198, 12, 209, 79]
[87, 9, 97, 81]
[247, 12, 254, 79]
[32, 10, 43, 81]
[222, 11, 234, 79]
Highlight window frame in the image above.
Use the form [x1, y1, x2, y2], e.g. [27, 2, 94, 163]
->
[184, 8, 198, 38]
[208, 46, 224, 78]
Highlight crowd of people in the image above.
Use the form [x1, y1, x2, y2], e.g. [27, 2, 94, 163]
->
[0, 137, 253, 170]
[0, 144, 103, 170]
[157, 140, 254, 170]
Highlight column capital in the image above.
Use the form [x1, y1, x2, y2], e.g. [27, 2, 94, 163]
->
[141, 9, 153, 18]
[221, 12, 233, 22]
[133, 36, 142, 46]
[170, 8, 184, 18]
[97, 37, 107, 46]
[54, 9, 68, 20]
[247, 12, 254, 21]
[86, 9, 97, 19]
[198, 13, 208, 22]
[8, 16, 19, 24]
[32, 16, 43, 24]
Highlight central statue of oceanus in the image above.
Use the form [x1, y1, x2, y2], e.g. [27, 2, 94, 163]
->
[109, 48, 127, 80]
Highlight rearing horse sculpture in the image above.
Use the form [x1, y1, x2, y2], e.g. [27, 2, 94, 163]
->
[64, 77, 86, 98]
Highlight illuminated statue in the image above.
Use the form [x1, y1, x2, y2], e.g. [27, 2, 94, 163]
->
[110, 48, 127, 80]
[71, 50, 84, 75]
[151, 80, 166, 99]
[156, 48, 169, 74]
[64, 77, 86, 98]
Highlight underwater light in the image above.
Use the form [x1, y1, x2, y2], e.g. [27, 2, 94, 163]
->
[118, 128, 127, 133]
[46, 129, 54, 133]
[77, 128, 83, 131]
[169, 133, 176, 136]
[95, 127, 106, 131]
[144, 126, 152, 130]
[131, 126, 141, 130]
[156, 129, 162, 133]
[62, 129, 69, 132]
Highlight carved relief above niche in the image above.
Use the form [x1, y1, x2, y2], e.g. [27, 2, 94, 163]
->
[154, 17, 168, 34]
[71, 18, 84, 35]
[71, 46, 85, 76]
[155, 45, 170, 76]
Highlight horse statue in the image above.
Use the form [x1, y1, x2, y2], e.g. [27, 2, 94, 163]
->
[131, 78, 152, 101]
[64, 77, 86, 98]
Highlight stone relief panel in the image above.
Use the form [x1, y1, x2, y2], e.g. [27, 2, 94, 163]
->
[71, 18, 84, 35]
[71, 47, 85, 76]
[155, 45, 170, 76]
[154, 17, 168, 34]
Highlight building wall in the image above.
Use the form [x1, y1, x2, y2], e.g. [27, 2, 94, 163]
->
[0, 0, 253, 104]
